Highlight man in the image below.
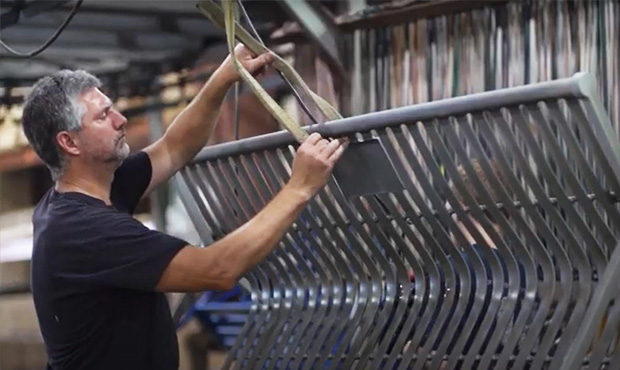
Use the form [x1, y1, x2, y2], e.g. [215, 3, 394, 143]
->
[23, 44, 347, 370]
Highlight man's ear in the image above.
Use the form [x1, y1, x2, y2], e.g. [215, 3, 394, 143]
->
[56, 131, 80, 156]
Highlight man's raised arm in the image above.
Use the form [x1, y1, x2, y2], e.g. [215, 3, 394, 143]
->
[143, 44, 274, 196]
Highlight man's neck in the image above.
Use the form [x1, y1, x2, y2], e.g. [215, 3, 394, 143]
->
[55, 163, 116, 205]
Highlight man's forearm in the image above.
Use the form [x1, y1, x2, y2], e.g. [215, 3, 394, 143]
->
[210, 184, 311, 281]
[157, 183, 311, 292]
[163, 68, 233, 166]
[156, 133, 344, 293]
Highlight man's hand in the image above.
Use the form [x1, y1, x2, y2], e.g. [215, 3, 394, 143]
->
[218, 44, 275, 84]
[287, 133, 348, 200]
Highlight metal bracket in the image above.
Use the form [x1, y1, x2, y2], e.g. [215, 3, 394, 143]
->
[332, 138, 405, 199]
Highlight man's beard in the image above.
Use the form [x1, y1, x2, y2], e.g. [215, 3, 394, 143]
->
[103, 141, 130, 165]
[117, 141, 130, 161]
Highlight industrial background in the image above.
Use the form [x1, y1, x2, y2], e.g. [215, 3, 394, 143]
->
[0, 0, 618, 369]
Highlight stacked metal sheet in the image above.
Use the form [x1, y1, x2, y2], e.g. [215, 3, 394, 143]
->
[351, 0, 619, 139]
[180, 73, 620, 369]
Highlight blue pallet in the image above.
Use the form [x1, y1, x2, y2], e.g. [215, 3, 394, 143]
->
[177, 284, 252, 349]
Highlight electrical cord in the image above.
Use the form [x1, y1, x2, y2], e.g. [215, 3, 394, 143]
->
[235, 0, 320, 125]
[0, 0, 85, 58]
[233, 2, 240, 141]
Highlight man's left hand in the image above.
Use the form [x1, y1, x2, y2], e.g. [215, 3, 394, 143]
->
[218, 43, 276, 84]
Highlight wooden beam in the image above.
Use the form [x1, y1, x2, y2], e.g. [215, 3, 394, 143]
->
[270, 0, 508, 44]
[338, 0, 508, 31]
[0, 147, 43, 173]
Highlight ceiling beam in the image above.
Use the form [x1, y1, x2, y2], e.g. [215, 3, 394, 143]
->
[278, 0, 342, 69]
[1, 13, 258, 42]
[0, 28, 203, 53]
[157, 14, 180, 34]
[0, 0, 72, 29]
[0, 43, 184, 61]
[2, 3, 232, 37]
[277, 0, 346, 87]
[2, 24, 206, 47]
[338, 0, 508, 31]
[0, 6, 21, 30]
[56, 1, 206, 19]
[270, 0, 508, 43]
[15, 11, 161, 31]
[19, 0, 73, 18]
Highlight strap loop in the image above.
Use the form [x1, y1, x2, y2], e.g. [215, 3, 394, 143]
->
[197, 0, 343, 143]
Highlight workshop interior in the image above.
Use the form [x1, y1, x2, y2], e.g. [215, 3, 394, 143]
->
[1, 0, 619, 369]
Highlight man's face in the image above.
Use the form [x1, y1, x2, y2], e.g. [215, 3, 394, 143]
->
[75, 88, 129, 165]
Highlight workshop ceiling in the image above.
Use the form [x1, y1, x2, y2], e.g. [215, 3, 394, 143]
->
[0, 0, 287, 91]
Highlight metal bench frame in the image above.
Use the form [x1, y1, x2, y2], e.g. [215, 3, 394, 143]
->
[178, 72, 620, 370]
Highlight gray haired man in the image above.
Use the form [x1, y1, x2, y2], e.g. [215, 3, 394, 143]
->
[24, 45, 347, 370]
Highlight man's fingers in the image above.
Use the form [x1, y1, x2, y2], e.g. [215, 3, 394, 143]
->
[234, 43, 255, 58]
[328, 144, 347, 164]
[337, 137, 349, 147]
[320, 138, 342, 157]
[247, 52, 275, 73]
[316, 138, 330, 150]
[303, 132, 322, 146]
[261, 52, 275, 65]
[326, 138, 348, 162]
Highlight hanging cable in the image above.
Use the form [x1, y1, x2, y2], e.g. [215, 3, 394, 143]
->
[0, 0, 85, 58]
[233, 1, 241, 141]
[235, 0, 320, 125]
[233, 80, 241, 140]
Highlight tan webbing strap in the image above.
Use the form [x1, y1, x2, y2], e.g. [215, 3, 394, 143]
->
[197, 0, 343, 143]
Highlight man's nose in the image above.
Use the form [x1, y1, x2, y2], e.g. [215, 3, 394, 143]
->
[112, 109, 127, 130]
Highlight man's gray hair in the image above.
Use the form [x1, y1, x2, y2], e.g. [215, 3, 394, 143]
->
[22, 69, 101, 180]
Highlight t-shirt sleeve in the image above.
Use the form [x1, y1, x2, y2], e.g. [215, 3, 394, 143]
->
[53, 209, 187, 291]
[110, 151, 152, 214]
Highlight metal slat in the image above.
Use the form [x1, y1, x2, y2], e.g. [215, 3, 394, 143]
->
[475, 111, 547, 369]
[225, 153, 284, 369]
[447, 116, 525, 370]
[424, 119, 507, 370]
[202, 155, 273, 369]
[276, 148, 364, 370]
[510, 105, 594, 369]
[180, 166, 223, 237]
[213, 156, 261, 369]
[254, 150, 332, 369]
[491, 107, 573, 368]
[534, 101, 613, 362]
[389, 125, 470, 370]
[318, 182, 386, 369]
[212, 157, 300, 369]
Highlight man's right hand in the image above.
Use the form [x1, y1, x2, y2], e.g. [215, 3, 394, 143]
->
[287, 132, 348, 200]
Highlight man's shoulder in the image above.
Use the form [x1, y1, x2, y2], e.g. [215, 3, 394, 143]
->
[33, 190, 133, 245]
[35, 190, 99, 222]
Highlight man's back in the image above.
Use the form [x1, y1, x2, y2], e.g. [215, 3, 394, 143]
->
[31, 153, 186, 370]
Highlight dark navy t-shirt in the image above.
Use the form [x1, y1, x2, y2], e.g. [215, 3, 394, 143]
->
[31, 152, 187, 370]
